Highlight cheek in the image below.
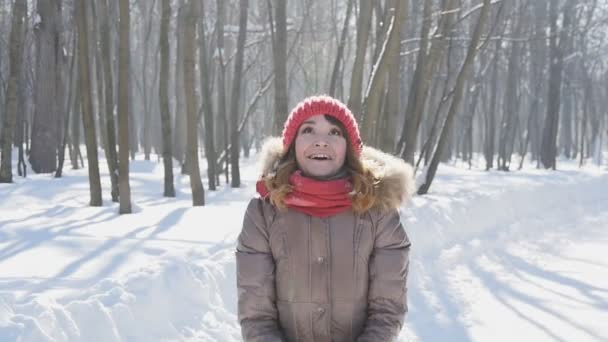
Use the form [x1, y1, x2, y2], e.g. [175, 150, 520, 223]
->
[294, 138, 307, 162]
[334, 140, 347, 163]
[295, 134, 316, 153]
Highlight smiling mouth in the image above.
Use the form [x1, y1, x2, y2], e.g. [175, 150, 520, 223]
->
[308, 154, 332, 161]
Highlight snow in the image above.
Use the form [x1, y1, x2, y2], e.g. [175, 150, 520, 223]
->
[404, 161, 608, 342]
[1, 149, 607, 341]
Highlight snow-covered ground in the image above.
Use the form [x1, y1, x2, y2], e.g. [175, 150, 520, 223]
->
[1, 149, 607, 342]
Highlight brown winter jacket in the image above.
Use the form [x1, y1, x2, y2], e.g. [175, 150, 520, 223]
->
[236, 138, 414, 342]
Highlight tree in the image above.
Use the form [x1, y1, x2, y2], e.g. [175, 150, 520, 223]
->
[381, 0, 407, 152]
[0, 0, 27, 183]
[159, 0, 175, 197]
[70, 85, 83, 170]
[30, 0, 61, 173]
[216, 0, 229, 184]
[540, 0, 574, 169]
[328, 0, 354, 97]
[75, 0, 103, 206]
[228, 0, 249, 188]
[118, 0, 133, 213]
[361, 0, 406, 147]
[347, 0, 372, 119]
[173, 1, 187, 166]
[54, 0, 67, 178]
[397, 0, 454, 164]
[270, 0, 289, 134]
[198, 0, 216, 191]
[484, 39, 500, 170]
[498, 7, 524, 171]
[418, 0, 492, 195]
[98, 0, 120, 202]
[138, 0, 155, 161]
[183, 0, 204, 206]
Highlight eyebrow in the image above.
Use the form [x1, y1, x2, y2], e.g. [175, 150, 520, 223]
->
[300, 120, 339, 128]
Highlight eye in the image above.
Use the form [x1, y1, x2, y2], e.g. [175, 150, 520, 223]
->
[329, 128, 343, 136]
[300, 126, 313, 134]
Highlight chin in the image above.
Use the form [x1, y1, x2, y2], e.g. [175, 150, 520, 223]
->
[303, 168, 337, 178]
[310, 171, 332, 177]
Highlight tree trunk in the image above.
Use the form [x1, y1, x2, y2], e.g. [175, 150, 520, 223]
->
[271, 0, 289, 135]
[91, 2, 107, 156]
[71, 84, 82, 169]
[198, 0, 216, 191]
[216, 0, 228, 184]
[159, 0, 176, 197]
[418, 0, 492, 195]
[54, 1, 65, 164]
[16, 78, 28, 178]
[213, 74, 274, 172]
[54, 1, 67, 178]
[347, 0, 372, 119]
[484, 39, 500, 170]
[579, 64, 596, 166]
[361, 0, 406, 147]
[419, 76, 449, 169]
[76, 0, 103, 206]
[399, 0, 454, 164]
[99, 0, 119, 201]
[540, 0, 573, 169]
[465, 77, 482, 167]
[17, 115, 27, 177]
[229, 0, 249, 188]
[560, 6, 578, 160]
[0, 0, 27, 183]
[498, 15, 523, 171]
[128, 77, 138, 160]
[560, 82, 574, 159]
[140, 0, 155, 161]
[183, 0, 204, 206]
[30, 0, 61, 173]
[328, 0, 354, 97]
[117, 0, 132, 213]
[173, 2, 187, 165]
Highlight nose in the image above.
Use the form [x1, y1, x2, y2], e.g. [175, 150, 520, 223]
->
[314, 140, 328, 147]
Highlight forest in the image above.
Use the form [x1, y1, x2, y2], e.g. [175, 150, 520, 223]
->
[1, 0, 607, 211]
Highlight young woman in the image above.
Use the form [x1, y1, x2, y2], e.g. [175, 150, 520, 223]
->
[236, 95, 413, 341]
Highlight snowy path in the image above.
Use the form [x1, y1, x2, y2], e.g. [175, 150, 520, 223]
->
[404, 187, 608, 342]
[444, 216, 607, 342]
[1, 151, 607, 341]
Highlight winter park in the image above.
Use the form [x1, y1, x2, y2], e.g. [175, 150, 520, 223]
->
[1, 0, 608, 341]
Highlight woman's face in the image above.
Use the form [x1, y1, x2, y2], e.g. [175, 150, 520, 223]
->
[295, 114, 347, 178]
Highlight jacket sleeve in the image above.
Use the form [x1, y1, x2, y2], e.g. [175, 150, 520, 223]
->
[357, 208, 411, 342]
[236, 198, 285, 342]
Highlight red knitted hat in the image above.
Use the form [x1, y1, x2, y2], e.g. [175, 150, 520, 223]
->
[282, 95, 362, 155]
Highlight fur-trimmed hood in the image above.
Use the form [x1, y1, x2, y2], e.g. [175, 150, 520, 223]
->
[256, 137, 415, 209]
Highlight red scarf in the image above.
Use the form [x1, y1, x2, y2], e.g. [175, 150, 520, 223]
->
[256, 170, 353, 218]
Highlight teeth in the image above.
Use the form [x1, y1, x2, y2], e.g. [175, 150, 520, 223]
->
[309, 154, 330, 160]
